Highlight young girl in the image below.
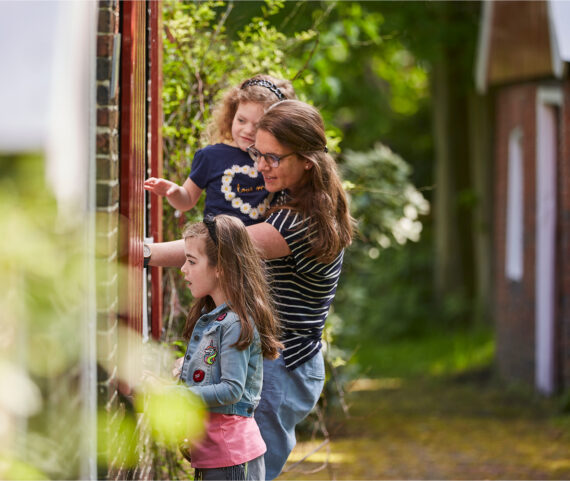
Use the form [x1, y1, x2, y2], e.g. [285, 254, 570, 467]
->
[144, 75, 295, 226]
[177, 214, 282, 480]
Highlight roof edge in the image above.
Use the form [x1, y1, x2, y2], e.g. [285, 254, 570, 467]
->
[474, 0, 493, 95]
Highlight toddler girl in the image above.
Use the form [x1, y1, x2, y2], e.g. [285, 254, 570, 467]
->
[144, 75, 295, 226]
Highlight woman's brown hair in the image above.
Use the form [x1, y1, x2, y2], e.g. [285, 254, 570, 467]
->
[181, 215, 282, 359]
[205, 74, 296, 144]
[257, 99, 354, 263]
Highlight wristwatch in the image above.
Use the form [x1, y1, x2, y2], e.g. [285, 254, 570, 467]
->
[143, 244, 151, 268]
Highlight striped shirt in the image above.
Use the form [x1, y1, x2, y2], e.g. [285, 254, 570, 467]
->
[264, 202, 344, 370]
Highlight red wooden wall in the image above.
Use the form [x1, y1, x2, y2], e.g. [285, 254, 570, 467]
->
[120, 0, 162, 340]
[148, 0, 164, 340]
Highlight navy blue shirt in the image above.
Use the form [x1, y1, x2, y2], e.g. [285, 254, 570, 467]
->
[190, 144, 269, 226]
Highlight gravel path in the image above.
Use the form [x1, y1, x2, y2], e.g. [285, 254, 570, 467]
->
[280, 371, 570, 480]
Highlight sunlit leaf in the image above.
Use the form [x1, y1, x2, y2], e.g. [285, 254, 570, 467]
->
[135, 386, 206, 447]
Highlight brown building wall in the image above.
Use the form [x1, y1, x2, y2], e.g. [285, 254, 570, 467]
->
[493, 83, 537, 386]
[494, 79, 570, 393]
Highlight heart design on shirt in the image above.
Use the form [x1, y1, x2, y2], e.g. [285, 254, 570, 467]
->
[221, 164, 270, 220]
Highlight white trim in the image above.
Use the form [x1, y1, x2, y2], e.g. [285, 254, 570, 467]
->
[548, 0, 570, 63]
[0, 2, 58, 149]
[537, 85, 563, 107]
[475, 0, 493, 94]
[534, 86, 561, 395]
[505, 127, 524, 282]
[142, 236, 154, 343]
[546, 1, 564, 79]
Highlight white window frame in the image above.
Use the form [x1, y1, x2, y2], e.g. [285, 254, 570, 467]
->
[534, 86, 562, 395]
[505, 126, 524, 282]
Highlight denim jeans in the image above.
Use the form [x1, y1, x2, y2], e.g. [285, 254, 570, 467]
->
[253, 351, 325, 480]
[194, 454, 265, 480]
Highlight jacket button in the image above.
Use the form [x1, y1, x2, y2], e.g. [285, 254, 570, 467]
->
[247, 407, 253, 413]
[194, 335, 199, 341]
[185, 355, 190, 360]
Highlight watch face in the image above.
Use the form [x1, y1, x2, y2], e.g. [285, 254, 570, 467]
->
[143, 244, 151, 258]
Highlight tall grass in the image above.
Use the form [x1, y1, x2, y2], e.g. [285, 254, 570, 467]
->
[353, 325, 495, 379]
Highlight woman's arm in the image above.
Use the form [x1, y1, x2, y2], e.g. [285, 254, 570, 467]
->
[147, 239, 186, 267]
[148, 221, 291, 268]
[246, 222, 291, 259]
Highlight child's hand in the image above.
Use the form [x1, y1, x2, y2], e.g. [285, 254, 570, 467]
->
[144, 177, 180, 198]
[144, 177, 198, 212]
[172, 357, 184, 379]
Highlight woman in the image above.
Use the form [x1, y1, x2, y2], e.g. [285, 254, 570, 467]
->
[147, 100, 353, 480]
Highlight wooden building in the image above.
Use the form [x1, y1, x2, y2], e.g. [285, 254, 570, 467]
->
[475, 0, 570, 394]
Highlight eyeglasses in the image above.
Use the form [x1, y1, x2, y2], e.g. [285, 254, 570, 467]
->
[247, 145, 297, 168]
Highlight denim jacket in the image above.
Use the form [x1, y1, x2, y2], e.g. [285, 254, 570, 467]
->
[179, 303, 263, 417]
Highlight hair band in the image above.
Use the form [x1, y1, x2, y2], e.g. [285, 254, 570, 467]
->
[203, 214, 218, 246]
[241, 79, 285, 101]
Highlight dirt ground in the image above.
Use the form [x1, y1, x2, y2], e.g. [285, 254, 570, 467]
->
[279, 370, 570, 480]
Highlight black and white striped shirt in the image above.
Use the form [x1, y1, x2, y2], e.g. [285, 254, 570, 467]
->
[265, 205, 344, 370]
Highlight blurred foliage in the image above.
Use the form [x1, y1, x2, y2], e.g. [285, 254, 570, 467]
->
[342, 144, 429, 249]
[136, 386, 205, 447]
[0, 155, 205, 479]
[354, 325, 495, 379]
[0, 154, 85, 479]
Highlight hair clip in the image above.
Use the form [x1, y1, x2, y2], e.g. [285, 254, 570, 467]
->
[241, 79, 285, 100]
[324, 146, 329, 153]
[203, 214, 218, 245]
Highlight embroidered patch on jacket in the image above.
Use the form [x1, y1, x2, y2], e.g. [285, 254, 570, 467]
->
[216, 313, 227, 321]
[203, 341, 218, 365]
[193, 369, 205, 382]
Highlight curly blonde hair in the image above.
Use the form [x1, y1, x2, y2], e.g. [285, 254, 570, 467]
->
[205, 74, 296, 144]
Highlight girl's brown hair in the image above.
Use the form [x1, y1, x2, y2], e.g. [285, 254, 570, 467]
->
[258, 100, 354, 263]
[205, 74, 296, 144]
[181, 215, 282, 359]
